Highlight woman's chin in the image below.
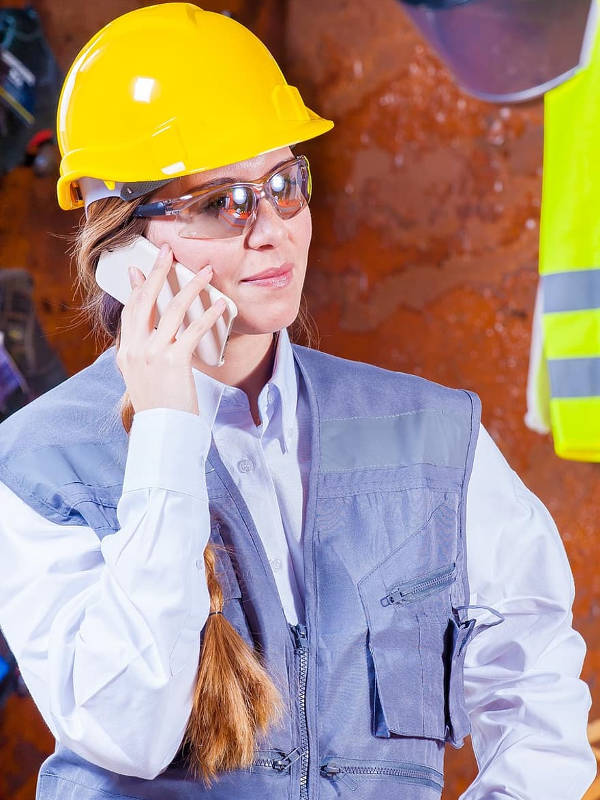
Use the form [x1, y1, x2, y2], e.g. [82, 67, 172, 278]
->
[230, 306, 300, 336]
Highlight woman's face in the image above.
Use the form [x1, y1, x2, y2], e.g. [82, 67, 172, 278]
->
[145, 146, 312, 336]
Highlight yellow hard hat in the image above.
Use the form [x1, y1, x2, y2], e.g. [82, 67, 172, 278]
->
[56, 3, 334, 211]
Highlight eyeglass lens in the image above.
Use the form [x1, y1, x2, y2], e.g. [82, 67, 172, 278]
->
[177, 159, 311, 240]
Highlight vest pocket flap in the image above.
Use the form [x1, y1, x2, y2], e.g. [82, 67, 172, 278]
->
[358, 561, 461, 742]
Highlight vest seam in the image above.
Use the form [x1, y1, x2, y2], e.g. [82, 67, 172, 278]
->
[70, 499, 118, 510]
[63, 481, 122, 490]
[322, 410, 464, 422]
[318, 486, 461, 499]
[0, 462, 72, 521]
[357, 500, 452, 587]
[457, 391, 480, 602]
[38, 771, 146, 800]
[321, 462, 465, 474]
[451, 390, 480, 746]
[0, 463, 120, 529]
[0, 437, 125, 458]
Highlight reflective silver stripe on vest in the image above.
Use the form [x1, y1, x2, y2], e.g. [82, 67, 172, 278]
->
[542, 269, 600, 313]
[321, 408, 469, 472]
[548, 357, 600, 398]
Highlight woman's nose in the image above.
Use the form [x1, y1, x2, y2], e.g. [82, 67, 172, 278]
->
[245, 197, 287, 249]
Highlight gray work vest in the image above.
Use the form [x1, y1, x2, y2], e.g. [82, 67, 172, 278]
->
[0, 343, 481, 800]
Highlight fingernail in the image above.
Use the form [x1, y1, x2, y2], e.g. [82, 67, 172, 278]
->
[159, 243, 171, 256]
[128, 266, 137, 283]
[216, 298, 227, 310]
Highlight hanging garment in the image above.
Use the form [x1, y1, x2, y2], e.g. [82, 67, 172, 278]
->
[526, 2, 600, 460]
[398, 0, 596, 103]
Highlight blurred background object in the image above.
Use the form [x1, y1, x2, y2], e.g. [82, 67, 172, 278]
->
[0, 6, 62, 176]
[0, 268, 66, 419]
[0, 0, 599, 798]
[399, 0, 595, 103]
[397, 0, 600, 463]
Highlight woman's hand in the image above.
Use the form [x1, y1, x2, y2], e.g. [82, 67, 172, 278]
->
[116, 243, 227, 416]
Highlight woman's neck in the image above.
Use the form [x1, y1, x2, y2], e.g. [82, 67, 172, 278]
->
[192, 330, 279, 425]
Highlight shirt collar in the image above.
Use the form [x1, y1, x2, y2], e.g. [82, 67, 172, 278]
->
[191, 326, 297, 453]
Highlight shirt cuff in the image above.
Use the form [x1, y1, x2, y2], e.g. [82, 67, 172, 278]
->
[122, 407, 212, 497]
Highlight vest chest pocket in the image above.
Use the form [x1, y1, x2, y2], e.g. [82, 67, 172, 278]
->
[357, 501, 475, 747]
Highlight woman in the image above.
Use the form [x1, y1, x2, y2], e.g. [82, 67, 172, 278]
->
[0, 4, 595, 799]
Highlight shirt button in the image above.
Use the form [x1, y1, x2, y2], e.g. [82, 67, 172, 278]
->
[237, 457, 255, 473]
[267, 386, 276, 405]
[195, 559, 203, 570]
[270, 558, 282, 571]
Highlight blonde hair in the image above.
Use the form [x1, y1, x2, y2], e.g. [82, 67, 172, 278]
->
[71, 195, 318, 783]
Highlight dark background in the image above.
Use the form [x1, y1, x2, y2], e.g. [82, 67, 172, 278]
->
[0, 0, 598, 797]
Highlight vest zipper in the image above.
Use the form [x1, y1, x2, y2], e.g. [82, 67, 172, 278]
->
[291, 623, 310, 800]
[320, 759, 444, 792]
[380, 562, 456, 607]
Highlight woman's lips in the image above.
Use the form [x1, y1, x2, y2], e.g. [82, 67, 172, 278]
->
[241, 263, 294, 287]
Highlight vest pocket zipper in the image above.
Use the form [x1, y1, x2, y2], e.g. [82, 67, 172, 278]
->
[380, 562, 456, 607]
[251, 745, 304, 772]
[320, 758, 444, 792]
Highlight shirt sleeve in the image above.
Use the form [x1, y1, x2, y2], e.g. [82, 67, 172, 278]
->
[0, 407, 213, 780]
[460, 424, 596, 799]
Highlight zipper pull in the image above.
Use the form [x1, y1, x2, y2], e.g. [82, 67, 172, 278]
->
[292, 623, 309, 650]
[272, 745, 304, 771]
[321, 762, 358, 791]
[380, 589, 402, 607]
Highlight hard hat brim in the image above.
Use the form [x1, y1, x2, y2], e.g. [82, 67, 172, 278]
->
[58, 115, 334, 211]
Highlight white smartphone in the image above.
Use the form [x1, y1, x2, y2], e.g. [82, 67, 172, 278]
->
[96, 235, 238, 367]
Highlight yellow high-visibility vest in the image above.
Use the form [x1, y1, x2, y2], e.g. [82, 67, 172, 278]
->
[539, 0, 600, 460]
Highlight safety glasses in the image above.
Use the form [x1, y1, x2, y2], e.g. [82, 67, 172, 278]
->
[134, 154, 312, 239]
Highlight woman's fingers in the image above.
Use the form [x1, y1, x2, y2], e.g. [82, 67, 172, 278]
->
[137, 243, 173, 302]
[115, 241, 228, 416]
[130, 244, 173, 316]
[128, 265, 144, 289]
[173, 298, 227, 357]
[121, 244, 173, 340]
[151, 263, 214, 347]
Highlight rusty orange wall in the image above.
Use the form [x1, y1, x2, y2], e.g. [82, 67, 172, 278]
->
[0, 1, 598, 798]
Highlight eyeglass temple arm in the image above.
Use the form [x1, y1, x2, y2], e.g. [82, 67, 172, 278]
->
[133, 200, 173, 218]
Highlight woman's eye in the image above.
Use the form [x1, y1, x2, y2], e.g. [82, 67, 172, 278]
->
[203, 195, 229, 213]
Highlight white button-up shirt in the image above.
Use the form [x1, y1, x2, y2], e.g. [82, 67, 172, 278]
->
[0, 326, 595, 795]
